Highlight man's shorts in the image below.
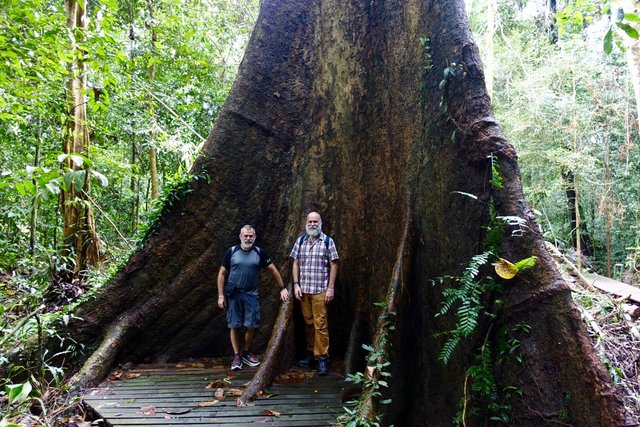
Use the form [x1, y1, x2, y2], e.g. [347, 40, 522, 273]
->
[226, 290, 260, 329]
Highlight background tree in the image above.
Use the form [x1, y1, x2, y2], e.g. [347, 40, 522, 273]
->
[61, 0, 101, 278]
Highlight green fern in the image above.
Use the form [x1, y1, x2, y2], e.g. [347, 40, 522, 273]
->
[435, 250, 493, 363]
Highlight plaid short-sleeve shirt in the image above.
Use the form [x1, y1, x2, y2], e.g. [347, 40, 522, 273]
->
[290, 233, 339, 294]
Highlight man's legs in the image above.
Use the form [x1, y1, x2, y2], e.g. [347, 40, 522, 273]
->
[300, 294, 315, 354]
[227, 293, 245, 370]
[310, 292, 329, 358]
[243, 328, 256, 353]
[230, 328, 243, 354]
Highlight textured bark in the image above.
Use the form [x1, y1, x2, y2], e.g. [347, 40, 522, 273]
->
[62, 0, 100, 274]
[69, 1, 624, 425]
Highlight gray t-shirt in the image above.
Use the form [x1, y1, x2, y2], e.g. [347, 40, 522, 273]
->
[222, 245, 272, 295]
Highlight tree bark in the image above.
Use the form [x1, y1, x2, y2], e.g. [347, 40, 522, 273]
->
[146, 0, 159, 200]
[61, 0, 100, 275]
[68, 1, 624, 425]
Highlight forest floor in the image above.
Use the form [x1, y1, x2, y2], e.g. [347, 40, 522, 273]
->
[551, 245, 640, 425]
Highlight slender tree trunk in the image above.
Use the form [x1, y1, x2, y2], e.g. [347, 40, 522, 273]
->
[68, 1, 625, 425]
[30, 132, 40, 256]
[146, 0, 159, 200]
[618, 0, 640, 134]
[547, 0, 558, 44]
[130, 139, 139, 235]
[61, 0, 100, 276]
[485, 0, 496, 99]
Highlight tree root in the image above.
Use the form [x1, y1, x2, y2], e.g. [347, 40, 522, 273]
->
[237, 291, 293, 406]
[356, 198, 411, 421]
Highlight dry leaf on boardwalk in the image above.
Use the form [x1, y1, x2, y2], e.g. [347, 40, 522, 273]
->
[205, 379, 228, 389]
[262, 409, 281, 417]
[139, 405, 155, 416]
[108, 371, 123, 381]
[198, 400, 219, 407]
[159, 408, 191, 415]
[214, 388, 225, 400]
[274, 369, 315, 383]
[126, 373, 141, 379]
[226, 388, 243, 396]
[176, 362, 205, 368]
[256, 390, 272, 398]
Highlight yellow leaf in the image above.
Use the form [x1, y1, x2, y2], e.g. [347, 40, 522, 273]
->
[495, 258, 518, 279]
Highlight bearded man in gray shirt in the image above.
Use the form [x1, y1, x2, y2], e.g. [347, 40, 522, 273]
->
[217, 225, 289, 370]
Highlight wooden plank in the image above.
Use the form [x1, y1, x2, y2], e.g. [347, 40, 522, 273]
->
[83, 361, 348, 426]
[582, 273, 640, 303]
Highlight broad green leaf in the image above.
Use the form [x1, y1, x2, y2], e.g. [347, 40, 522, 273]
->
[92, 170, 109, 187]
[6, 381, 32, 404]
[513, 256, 537, 271]
[73, 170, 86, 190]
[625, 13, 640, 24]
[616, 22, 639, 39]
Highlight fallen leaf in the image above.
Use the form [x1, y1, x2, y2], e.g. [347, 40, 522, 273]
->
[256, 390, 272, 398]
[140, 405, 155, 416]
[205, 379, 227, 389]
[126, 373, 141, 379]
[198, 400, 219, 407]
[214, 388, 225, 400]
[227, 388, 243, 396]
[262, 409, 281, 417]
[175, 362, 205, 368]
[108, 371, 123, 381]
[159, 408, 191, 415]
[274, 369, 316, 383]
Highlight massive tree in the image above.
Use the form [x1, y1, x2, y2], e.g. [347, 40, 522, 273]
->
[68, 0, 625, 425]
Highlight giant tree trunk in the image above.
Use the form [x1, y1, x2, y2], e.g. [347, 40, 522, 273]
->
[69, 1, 624, 425]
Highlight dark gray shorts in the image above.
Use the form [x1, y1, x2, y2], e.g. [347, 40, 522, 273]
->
[226, 290, 260, 329]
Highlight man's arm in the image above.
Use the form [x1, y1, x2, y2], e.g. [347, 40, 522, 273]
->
[217, 266, 227, 309]
[326, 260, 338, 303]
[292, 259, 302, 300]
[267, 263, 289, 301]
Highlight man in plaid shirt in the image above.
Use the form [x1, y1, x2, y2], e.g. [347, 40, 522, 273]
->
[290, 212, 339, 375]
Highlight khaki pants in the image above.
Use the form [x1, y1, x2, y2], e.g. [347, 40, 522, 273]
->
[300, 293, 329, 358]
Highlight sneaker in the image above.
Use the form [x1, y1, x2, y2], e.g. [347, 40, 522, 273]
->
[231, 353, 243, 371]
[298, 353, 314, 368]
[242, 351, 260, 367]
[317, 356, 329, 376]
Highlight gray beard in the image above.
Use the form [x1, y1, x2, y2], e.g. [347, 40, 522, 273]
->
[306, 225, 321, 237]
[241, 241, 254, 250]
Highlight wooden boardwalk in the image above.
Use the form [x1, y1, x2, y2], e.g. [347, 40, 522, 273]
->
[82, 359, 348, 426]
[582, 272, 640, 304]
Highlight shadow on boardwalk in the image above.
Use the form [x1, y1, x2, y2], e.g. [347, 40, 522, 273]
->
[82, 358, 348, 426]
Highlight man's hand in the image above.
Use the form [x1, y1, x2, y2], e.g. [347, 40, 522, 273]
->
[217, 295, 226, 309]
[325, 288, 334, 303]
[294, 283, 302, 300]
[280, 288, 290, 301]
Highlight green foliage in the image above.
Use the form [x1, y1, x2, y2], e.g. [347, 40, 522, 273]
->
[433, 251, 494, 364]
[338, 303, 395, 427]
[0, 1, 258, 424]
